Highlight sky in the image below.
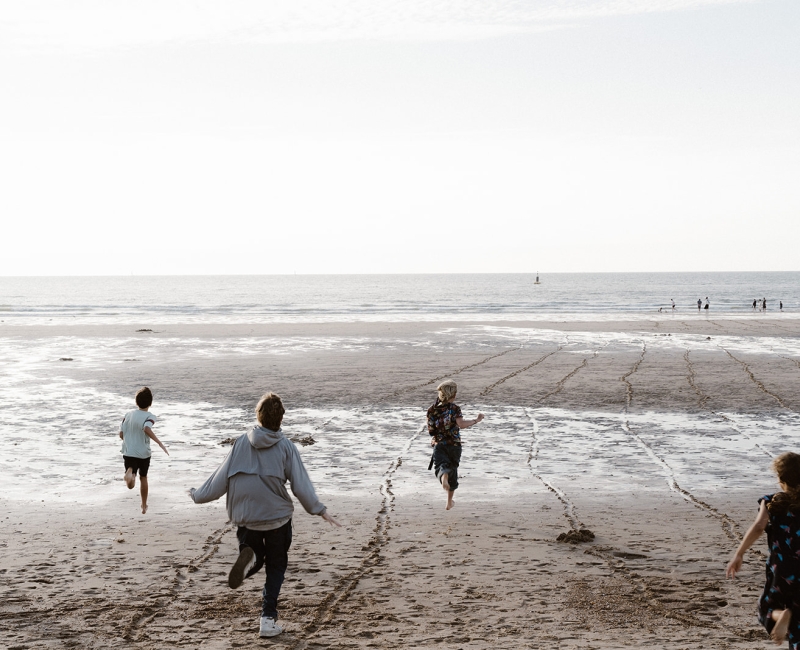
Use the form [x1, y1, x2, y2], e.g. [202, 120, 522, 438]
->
[1, 0, 798, 275]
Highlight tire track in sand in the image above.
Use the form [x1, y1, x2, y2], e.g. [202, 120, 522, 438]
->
[539, 344, 607, 403]
[620, 419, 742, 543]
[563, 342, 754, 629]
[722, 347, 791, 410]
[122, 523, 234, 641]
[290, 424, 425, 648]
[620, 346, 758, 552]
[525, 409, 584, 530]
[684, 349, 773, 458]
[781, 355, 800, 371]
[621, 341, 646, 409]
[524, 345, 606, 531]
[532, 345, 737, 626]
[684, 349, 709, 409]
[383, 347, 521, 399]
[479, 345, 562, 397]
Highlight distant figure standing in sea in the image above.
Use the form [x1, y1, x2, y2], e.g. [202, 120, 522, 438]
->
[753, 299, 758, 310]
[781, 301, 784, 311]
[704, 297, 710, 311]
[427, 380, 484, 511]
[671, 299, 676, 310]
[697, 298, 702, 311]
[764, 297, 767, 310]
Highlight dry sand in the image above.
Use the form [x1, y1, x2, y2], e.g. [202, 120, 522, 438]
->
[2, 316, 800, 649]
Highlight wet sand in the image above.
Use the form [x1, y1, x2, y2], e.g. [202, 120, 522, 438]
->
[2, 316, 800, 648]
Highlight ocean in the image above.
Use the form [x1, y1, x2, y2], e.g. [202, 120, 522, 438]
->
[1, 272, 798, 507]
[0, 272, 797, 325]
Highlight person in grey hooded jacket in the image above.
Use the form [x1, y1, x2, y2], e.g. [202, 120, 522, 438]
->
[189, 392, 340, 638]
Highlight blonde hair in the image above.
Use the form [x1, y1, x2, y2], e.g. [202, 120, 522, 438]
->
[437, 380, 458, 404]
[256, 392, 285, 431]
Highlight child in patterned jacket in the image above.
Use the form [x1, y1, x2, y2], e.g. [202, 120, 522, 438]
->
[427, 380, 484, 511]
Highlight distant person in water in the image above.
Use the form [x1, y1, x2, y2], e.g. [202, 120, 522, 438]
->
[119, 387, 169, 514]
[427, 380, 484, 511]
[189, 392, 341, 638]
[764, 297, 767, 310]
[781, 301, 784, 311]
[753, 299, 758, 310]
[671, 299, 676, 310]
[704, 297, 710, 310]
[726, 452, 800, 646]
[697, 298, 702, 311]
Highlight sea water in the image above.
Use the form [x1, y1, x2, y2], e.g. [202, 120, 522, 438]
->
[1, 274, 799, 506]
[1, 321, 800, 506]
[0, 272, 798, 325]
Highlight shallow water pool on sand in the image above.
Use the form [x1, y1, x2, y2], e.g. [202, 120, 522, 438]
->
[1, 327, 798, 511]
[2, 378, 798, 513]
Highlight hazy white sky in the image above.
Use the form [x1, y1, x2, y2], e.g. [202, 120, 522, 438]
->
[1, 0, 798, 274]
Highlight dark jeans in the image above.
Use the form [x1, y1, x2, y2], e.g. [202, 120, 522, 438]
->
[432, 443, 461, 491]
[236, 520, 292, 620]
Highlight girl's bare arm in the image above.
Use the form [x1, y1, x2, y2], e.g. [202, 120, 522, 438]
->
[726, 500, 768, 578]
[144, 426, 170, 455]
[456, 414, 484, 429]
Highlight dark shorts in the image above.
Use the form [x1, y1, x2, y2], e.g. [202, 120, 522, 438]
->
[123, 455, 151, 477]
[432, 443, 462, 491]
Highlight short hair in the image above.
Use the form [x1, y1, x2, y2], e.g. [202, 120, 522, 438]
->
[256, 392, 285, 431]
[437, 380, 458, 404]
[135, 386, 153, 409]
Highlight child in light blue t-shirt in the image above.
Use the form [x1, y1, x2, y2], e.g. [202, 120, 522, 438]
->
[119, 387, 168, 514]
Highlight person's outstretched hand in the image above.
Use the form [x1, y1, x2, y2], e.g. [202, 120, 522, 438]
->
[160, 442, 170, 456]
[475, 413, 485, 424]
[321, 511, 342, 527]
[726, 553, 743, 578]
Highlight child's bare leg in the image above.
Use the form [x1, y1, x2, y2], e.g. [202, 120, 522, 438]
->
[124, 468, 136, 490]
[140, 476, 149, 514]
[441, 471, 450, 492]
[771, 608, 791, 645]
[446, 490, 455, 510]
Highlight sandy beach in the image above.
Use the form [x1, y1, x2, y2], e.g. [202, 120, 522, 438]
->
[2, 316, 800, 648]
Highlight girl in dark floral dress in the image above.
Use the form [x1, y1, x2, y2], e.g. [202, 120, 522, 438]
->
[727, 452, 800, 647]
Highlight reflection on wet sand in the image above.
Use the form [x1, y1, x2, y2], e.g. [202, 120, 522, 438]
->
[1, 318, 799, 648]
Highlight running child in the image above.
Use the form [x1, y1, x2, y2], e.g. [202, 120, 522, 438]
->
[189, 392, 340, 638]
[427, 380, 484, 511]
[119, 386, 169, 514]
[726, 452, 800, 647]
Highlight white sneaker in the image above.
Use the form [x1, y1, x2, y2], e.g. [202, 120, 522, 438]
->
[259, 617, 283, 638]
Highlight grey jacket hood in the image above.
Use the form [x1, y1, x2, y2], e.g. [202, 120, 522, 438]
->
[190, 424, 326, 526]
[247, 425, 284, 449]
